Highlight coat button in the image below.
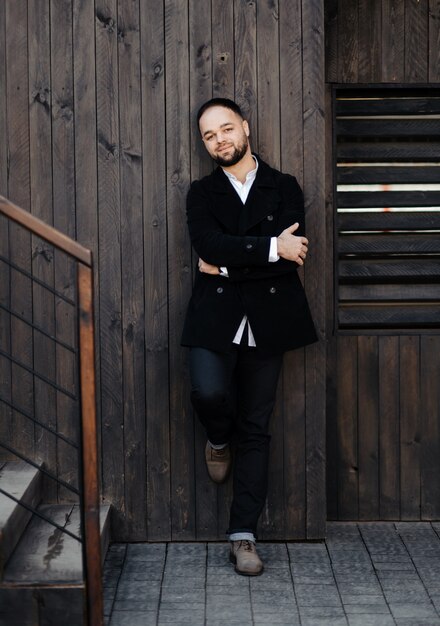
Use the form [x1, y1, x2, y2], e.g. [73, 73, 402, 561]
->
[267, 214, 274, 221]
[269, 287, 276, 294]
[246, 243, 253, 250]
[217, 287, 223, 294]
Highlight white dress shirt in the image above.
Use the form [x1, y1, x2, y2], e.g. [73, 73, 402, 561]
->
[220, 157, 279, 346]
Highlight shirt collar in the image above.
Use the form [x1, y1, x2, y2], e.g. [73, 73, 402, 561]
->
[222, 155, 258, 184]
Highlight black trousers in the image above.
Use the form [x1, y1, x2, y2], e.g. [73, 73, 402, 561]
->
[189, 345, 283, 536]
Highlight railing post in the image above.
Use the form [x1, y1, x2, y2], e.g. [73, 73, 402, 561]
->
[77, 261, 103, 626]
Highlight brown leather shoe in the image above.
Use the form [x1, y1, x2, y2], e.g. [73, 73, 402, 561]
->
[230, 540, 264, 576]
[205, 442, 232, 484]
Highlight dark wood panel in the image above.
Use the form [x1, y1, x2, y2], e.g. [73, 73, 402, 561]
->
[429, 0, 440, 81]
[234, 0, 258, 135]
[28, 1, 55, 493]
[378, 336, 400, 519]
[6, 0, 34, 463]
[339, 259, 440, 282]
[358, 336, 379, 519]
[302, 0, 326, 540]
[339, 233, 440, 255]
[212, 0, 234, 98]
[339, 303, 440, 329]
[358, 0, 381, 82]
[336, 118, 440, 138]
[337, 165, 440, 184]
[337, 336, 358, 519]
[118, 0, 146, 541]
[421, 336, 440, 518]
[338, 210, 440, 231]
[95, 0, 124, 534]
[338, 0, 358, 82]
[165, 0, 194, 541]
[279, 0, 303, 179]
[405, 0, 429, 82]
[339, 283, 440, 302]
[399, 336, 421, 519]
[51, 0, 78, 504]
[381, 0, 405, 82]
[337, 141, 440, 161]
[336, 96, 440, 116]
[338, 190, 440, 208]
[141, 0, 171, 541]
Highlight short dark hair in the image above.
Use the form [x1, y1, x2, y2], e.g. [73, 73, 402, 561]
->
[196, 98, 244, 126]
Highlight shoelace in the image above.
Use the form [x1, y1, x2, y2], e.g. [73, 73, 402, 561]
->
[239, 540, 254, 552]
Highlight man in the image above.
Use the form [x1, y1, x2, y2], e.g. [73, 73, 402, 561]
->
[181, 98, 317, 576]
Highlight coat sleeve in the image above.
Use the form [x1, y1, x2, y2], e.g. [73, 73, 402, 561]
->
[186, 181, 272, 267]
[226, 174, 306, 282]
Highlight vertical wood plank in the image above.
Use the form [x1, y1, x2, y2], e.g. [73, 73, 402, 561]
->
[141, 0, 171, 541]
[234, 0, 258, 138]
[358, 336, 379, 520]
[283, 349, 306, 538]
[405, 0, 429, 82]
[6, 0, 34, 461]
[279, 0, 303, 181]
[51, 0, 78, 502]
[118, 0, 146, 540]
[382, 0, 405, 82]
[325, 0, 338, 82]
[0, 0, 12, 462]
[400, 335, 421, 520]
[379, 336, 400, 520]
[429, 0, 440, 81]
[165, 0, 194, 540]
[257, 0, 280, 169]
[212, 0, 234, 99]
[337, 336, 358, 520]
[29, 0, 57, 500]
[420, 336, 440, 519]
[358, 0, 382, 82]
[337, 0, 358, 82]
[302, 0, 326, 539]
[96, 0, 124, 533]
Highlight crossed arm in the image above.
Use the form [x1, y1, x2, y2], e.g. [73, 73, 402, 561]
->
[198, 222, 309, 275]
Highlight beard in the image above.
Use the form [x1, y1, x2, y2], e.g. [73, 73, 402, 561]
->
[213, 136, 248, 167]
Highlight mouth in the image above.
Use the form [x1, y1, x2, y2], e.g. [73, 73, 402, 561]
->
[217, 144, 233, 154]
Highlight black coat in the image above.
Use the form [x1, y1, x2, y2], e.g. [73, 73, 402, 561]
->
[181, 156, 318, 354]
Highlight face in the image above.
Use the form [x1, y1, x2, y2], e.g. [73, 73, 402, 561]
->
[198, 106, 250, 167]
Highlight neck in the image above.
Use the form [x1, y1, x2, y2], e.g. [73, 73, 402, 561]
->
[221, 148, 255, 183]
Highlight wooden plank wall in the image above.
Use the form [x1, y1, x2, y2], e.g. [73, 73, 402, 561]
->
[0, 0, 326, 540]
[325, 0, 440, 520]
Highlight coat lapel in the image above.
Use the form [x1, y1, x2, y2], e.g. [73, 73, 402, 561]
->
[202, 166, 244, 233]
[238, 157, 281, 233]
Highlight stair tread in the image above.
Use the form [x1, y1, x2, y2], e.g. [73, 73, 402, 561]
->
[0, 461, 41, 526]
[3, 503, 111, 585]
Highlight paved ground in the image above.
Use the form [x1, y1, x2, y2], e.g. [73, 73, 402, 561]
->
[103, 522, 440, 626]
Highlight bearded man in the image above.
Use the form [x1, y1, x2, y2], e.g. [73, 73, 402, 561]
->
[181, 98, 317, 576]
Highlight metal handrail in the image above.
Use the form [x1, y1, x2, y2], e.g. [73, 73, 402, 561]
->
[0, 195, 103, 626]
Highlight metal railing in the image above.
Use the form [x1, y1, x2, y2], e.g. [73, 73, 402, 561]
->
[0, 195, 102, 626]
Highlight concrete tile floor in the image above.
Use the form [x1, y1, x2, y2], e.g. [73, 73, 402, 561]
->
[103, 522, 440, 626]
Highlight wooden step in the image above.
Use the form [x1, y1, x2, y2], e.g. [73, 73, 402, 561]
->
[0, 460, 42, 578]
[0, 503, 111, 626]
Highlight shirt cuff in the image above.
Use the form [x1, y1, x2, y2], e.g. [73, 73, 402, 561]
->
[219, 266, 229, 277]
[268, 237, 279, 262]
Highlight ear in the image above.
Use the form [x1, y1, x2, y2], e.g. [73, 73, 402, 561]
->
[243, 120, 250, 137]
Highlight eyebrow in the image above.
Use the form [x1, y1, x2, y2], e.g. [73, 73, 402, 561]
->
[202, 122, 235, 138]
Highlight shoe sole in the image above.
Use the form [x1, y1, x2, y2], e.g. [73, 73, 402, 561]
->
[229, 553, 264, 576]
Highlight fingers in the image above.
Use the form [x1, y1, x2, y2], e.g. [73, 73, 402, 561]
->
[285, 222, 300, 234]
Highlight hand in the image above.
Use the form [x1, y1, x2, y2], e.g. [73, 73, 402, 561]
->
[277, 223, 309, 266]
[198, 258, 220, 275]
